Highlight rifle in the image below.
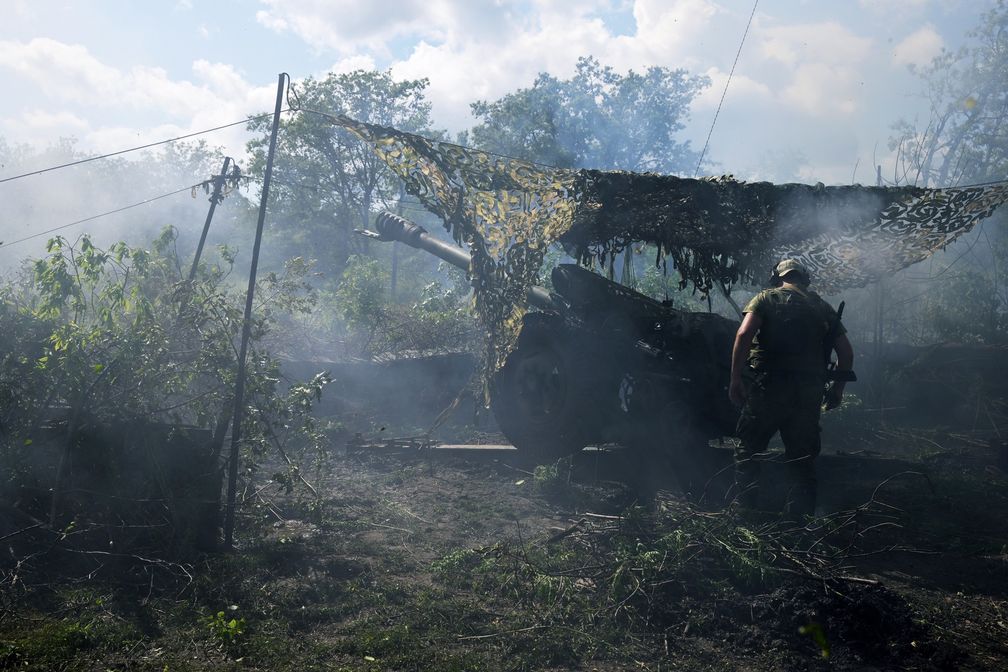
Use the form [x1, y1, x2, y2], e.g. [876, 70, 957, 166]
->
[825, 301, 857, 383]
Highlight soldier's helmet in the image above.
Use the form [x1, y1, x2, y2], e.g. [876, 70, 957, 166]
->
[772, 258, 811, 286]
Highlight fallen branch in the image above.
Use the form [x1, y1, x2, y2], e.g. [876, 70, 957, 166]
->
[0, 523, 43, 543]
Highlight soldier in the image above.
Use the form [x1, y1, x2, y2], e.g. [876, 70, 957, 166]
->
[728, 259, 854, 516]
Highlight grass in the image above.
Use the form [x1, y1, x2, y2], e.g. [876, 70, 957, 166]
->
[2, 442, 1005, 670]
[0, 609, 145, 671]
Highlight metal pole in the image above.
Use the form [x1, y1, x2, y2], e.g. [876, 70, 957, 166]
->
[223, 73, 287, 548]
[390, 240, 399, 302]
[188, 157, 232, 282]
[874, 165, 885, 420]
[390, 185, 405, 302]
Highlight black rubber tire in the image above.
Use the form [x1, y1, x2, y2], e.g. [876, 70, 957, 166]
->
[491, 327, 599, 461]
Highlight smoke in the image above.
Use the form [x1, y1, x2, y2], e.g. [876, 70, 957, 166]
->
[0, 137, 251, 276]
[769, 185, 896, 282]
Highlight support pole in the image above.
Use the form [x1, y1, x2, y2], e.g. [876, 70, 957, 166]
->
[223, 73, 287, 548]
[390, 185, 405, 302]
[188, 156, 233, 282]
[874, 165, 885, 420]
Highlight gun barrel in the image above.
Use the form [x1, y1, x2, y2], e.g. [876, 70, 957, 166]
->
[374, 211, 471, 270]
[369, 212, 558, 311]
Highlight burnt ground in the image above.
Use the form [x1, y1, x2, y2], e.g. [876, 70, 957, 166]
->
[1, 423, 1007, 671]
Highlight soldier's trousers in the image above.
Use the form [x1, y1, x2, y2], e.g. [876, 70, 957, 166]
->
[734, 370, 824, 515]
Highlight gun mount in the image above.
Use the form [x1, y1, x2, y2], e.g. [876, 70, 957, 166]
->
[361, 212, 739, 487]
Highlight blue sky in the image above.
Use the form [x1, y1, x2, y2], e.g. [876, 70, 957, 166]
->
[0, 0, 995, 186]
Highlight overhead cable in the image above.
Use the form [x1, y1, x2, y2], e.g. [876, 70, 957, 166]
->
[0, 184, 204, 249]
[694, 0, 759, 177]
[0, 111, 284, 185]
[294, 106, 565, 172]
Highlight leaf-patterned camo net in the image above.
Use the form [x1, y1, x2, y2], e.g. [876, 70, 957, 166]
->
[568, 171, 1008, 293]
[328, 115, 1008, 376]
[327, 115, 579, 386]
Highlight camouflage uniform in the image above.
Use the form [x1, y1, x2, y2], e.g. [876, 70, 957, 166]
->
[735, 286, 844, 515]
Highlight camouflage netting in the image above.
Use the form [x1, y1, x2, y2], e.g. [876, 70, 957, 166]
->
[328, 114, 579, 385]
[565, 172, 1008, 293]
[326, 115, 1008, 378]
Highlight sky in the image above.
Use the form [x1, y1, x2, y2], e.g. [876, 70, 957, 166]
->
[1, 0, 994, 181]
[0, 0, 997, 261]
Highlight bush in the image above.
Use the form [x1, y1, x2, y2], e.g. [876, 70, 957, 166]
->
[0, 229, 328, 552]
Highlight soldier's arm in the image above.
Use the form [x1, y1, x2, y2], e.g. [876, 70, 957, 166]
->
[824, 334, 855, 410]
[833, 333, 854, 373]
[729, 312, 762, 406]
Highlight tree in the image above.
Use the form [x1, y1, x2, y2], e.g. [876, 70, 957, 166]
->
[867, 3, 1008, 349]
[467, 56, 709, 173]
[890, 1, 1008, 187]
[246, 70, 437, 280]
[0, 229, 328, 546]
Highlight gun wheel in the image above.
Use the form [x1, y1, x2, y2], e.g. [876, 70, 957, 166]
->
[491, 325, 596, 460]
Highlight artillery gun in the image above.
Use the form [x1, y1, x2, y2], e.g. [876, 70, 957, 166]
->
[361, 212, 740, 477]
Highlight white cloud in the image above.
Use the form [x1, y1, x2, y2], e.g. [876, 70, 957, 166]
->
[388, 0, 740, 131]
[694, 67, 773, 110]
[389, 9, 613, 129]
[783, 63, 861, 117]
[858, 0, 930, 12]
[759, 22, 872, 67]
[0, 0, 976, 191]
[255, 9, 288, 32]
[632, 0, 721, 64]
[192, 61, 250, 100]
[0, 39, 211, 116]
[329, 54, 378, 75]
[20, 109, 89, 131]
[892, 25, 944, 68]
[0, 38, 275, 160]
[0, 38, 121, 102]
[255, 0, 505, 53]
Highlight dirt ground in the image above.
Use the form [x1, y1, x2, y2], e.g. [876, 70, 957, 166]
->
[2, 422, 1007, 671]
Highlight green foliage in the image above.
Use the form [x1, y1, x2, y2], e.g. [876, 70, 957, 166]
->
[0, 613, 141, 670]
[336, 254, 387, 327]
[334, 254, 477, 358]
[3, 230, 234, 434]
[532, 459, 573, 499]
[427, 499, 879, 659]
[0, 230, 329, 540]
[207, 608, 247, 648]
[0, 136, 243, 273]
[468, 56, 709, 172]
[247, 70, 437, 279]
[799, 621, 831, 659]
